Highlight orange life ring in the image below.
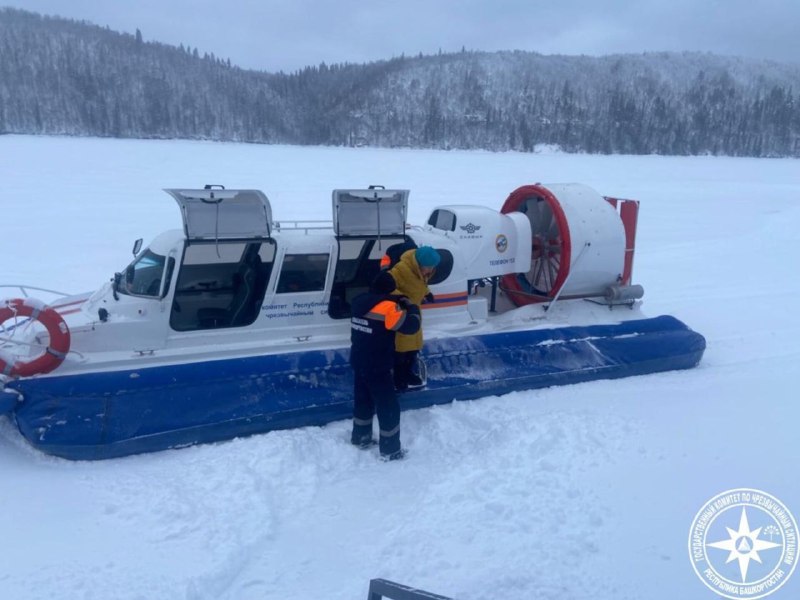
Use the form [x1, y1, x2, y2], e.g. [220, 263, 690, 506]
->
[0, 298, 71, 377]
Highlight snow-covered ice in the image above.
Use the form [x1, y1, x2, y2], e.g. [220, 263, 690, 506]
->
[1, 135, 799, 599]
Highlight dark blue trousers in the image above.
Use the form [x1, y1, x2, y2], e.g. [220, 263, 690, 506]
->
[351, 369, 401, 455]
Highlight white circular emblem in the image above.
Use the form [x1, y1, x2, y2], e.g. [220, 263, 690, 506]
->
[689, 488, 798, 599]
[495, 234, 508, 253]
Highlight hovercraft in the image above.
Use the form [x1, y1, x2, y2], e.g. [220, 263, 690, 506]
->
[0, 184, 706, 460]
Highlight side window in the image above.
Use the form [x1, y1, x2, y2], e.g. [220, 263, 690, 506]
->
[170, 240, 275, 331]
[276, 253, 329, 294]
[428, 209, 457, 231]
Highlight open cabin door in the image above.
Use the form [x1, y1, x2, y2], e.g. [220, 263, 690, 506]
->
[165, 188, 273, 242]
[164, 188, 275, 333]
[329, 188, 410, 319]
[332, 188, 408, 238]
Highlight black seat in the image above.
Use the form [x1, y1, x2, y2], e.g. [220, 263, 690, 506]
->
[228, 252, 263, 326]
[197, 252, 264, 328]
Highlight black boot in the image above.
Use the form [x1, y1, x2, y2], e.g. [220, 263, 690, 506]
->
[353, 435, 377, 449]
[351, 420, 374, 448]
[406, 351, 424, 388]
[393, 352, 411, 391]
[380, 448, 407, 461]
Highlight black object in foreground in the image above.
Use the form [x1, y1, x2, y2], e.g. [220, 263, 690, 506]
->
[368, 578, 453, 600]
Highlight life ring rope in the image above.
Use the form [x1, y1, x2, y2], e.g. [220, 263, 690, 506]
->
[0, 298, 71, 378]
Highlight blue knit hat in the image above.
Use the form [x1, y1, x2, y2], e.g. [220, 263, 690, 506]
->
[415, 245, 441, 268]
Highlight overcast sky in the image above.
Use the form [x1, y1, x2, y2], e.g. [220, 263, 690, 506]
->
[5, 1, 799, 72]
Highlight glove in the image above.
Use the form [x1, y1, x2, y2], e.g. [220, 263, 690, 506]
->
[396, 296, 412, 309]
[423, 292, 435, 304]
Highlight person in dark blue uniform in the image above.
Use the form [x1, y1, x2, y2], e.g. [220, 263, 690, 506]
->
[350, 272, 421, 460]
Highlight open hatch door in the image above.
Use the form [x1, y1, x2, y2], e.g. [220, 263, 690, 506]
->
[165, 188, 273, 241]
[332, 188, 408, 237]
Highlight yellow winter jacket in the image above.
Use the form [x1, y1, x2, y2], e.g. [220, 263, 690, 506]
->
[389, 249, 431, 352]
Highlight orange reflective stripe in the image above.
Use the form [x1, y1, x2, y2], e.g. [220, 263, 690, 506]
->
[366, 300, 407, 331]
[380, 254, 391, 269]
[385, 306, 406, 331]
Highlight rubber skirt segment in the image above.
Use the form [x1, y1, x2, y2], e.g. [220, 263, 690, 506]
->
[8, 315, 705, 460]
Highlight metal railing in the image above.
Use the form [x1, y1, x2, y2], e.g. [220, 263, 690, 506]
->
[367, 579, 453, 600]
[0, 284, 72, 299]
[273, 220, 332, 234]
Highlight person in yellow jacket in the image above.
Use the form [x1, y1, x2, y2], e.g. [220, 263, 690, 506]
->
[388, 245, 441, 390]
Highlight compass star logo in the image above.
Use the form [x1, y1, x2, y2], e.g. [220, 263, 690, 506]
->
[707, 507, 782, 583]
[689, 489, 798, 600]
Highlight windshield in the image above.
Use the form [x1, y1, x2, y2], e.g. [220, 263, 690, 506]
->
[120, 249, 167, 298]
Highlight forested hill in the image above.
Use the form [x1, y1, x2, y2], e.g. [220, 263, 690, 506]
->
[1, 7, 799, 157]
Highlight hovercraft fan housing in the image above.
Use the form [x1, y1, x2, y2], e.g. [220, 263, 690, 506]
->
[500, 183, 640, 305]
